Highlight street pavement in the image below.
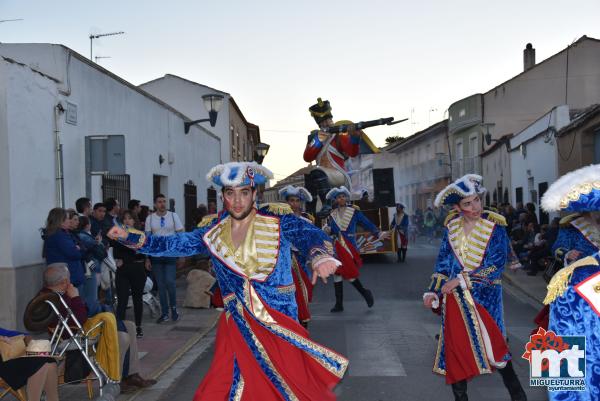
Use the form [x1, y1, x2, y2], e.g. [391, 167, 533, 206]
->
[153, 240, 550, 401]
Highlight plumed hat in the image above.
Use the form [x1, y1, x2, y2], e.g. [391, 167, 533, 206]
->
[206, 162, 273, 188]
[309, 98, 333, 124]
[541, 164, 600, 212]
[434, 174, 486, 207]
[326, 186, 351, 201]
[278, 185, 313, 202]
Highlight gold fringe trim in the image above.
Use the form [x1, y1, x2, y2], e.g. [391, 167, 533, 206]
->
[559, 213, 582, 227]
[544, 256, 599, 305]
[444, 210, 460, 227]
[483, 211, 506, 226]
[197, 213, 218, 228]
[259, 202, 293, 216]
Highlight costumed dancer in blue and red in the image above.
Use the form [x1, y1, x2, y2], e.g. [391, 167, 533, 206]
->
[423, 174, 527, 401]
[540, 164, 600, 401]
[530, 166, 600, 333]
[109, 162, 348, 401]
[391, 203, 409, 263]
[325, 186, 389, 313]
[277, 185, 316, 328]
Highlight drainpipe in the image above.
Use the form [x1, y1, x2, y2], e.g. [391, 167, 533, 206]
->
[54, 103, 65, 207]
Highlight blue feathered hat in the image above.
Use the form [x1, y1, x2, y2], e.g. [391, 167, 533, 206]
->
[326, 186, 351, 201]
[278, 185, 313, 202]
[434, 174, 486, 207]
[206, 162, 273, 188]
[541, 164, 600, 212]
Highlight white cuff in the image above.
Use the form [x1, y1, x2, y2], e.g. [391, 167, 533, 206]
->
[313, 257, 341, 269]
[457, 274, 467, 290]
[423, 292, 439, 309]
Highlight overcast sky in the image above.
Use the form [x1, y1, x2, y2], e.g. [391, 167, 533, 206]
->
[1, 0, 600, 181]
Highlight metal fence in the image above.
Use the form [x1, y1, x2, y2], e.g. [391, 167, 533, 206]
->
[102, 174, 130, 207]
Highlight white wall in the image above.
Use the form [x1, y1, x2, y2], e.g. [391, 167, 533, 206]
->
[140, 75, 230, 164]
[0, 44, 222, 269]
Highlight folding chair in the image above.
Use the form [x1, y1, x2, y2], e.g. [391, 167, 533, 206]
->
[0, 377, 26, 401]
[24, 292, 120, 400]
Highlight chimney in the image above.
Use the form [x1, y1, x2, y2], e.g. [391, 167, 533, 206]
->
[523, 43, 536, 71]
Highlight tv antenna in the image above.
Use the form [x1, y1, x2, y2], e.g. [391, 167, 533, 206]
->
[89, 31, 124, 61]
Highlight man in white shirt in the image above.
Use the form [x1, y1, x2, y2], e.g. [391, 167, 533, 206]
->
[145, 194, 184, 323]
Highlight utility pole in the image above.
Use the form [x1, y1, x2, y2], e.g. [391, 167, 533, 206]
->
[89, 31, 124, 61]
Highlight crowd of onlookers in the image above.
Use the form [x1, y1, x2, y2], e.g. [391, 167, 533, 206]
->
[0, 195, 222, 399]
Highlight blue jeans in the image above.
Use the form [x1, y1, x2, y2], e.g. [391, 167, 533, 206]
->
[151, 257, 177, 316]
[81, 271, 101, 316]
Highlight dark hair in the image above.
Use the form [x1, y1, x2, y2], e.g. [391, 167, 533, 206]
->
[128, 199, 141, 210]
[65, 208, 78, 219]
[139, 205, 150, 223]
[78, 215, 91, 231]
[75, 197, 91, 213]
[93, 202, 106, 210]
[45, 208, 67, 236]
[154, 193, 166, 203]
[117, 209, 135, 225]
[104, 198, 118, 212]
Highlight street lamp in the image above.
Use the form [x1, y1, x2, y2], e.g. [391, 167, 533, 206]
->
[255, 142, 270, 164]
[184, 94, 224, 134]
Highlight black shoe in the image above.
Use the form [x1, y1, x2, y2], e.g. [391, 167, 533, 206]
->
[331, 281, 344, 312]
[330, 303, 344, 312]
[156, 314, 169, 324]
[136, 326, 143, 338]
[351, 279, 374, 308]
[451, 380, 468, 401]
[171, 308, 180, 322]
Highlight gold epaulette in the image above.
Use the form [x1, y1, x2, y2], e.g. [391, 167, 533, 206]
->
[352, 204, 361, 210]
[483, 211, 507, 226]
[260, 202, 293, 216]
[543, 255, 599, 305]
[444, 210, 460, 227]
[559, 213, 581, 228]
[303, 213, 315, 224]
[197, 214, 218, 228]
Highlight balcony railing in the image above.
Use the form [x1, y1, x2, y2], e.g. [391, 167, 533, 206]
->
[396, 156, 452, 186]
[452, 157, 482, 179]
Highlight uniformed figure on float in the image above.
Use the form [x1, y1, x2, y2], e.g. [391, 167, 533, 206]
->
[325, 186, 389, 313]
[541, 164, 600, 401]
[303, 98, 364, 217]
[423, 174, 527, 401]
[277, 185, 316, 328]
[391, 203, 409, 263]
[109, 162, 348, 401]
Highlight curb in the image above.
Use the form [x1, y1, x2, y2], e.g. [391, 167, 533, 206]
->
[502, 271, 544, 307]
[122, 314, 220, 401]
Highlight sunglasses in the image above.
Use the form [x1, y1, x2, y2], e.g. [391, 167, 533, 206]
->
[160, 216, 165, 228]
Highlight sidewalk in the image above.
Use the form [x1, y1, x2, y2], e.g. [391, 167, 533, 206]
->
[502, 267, 548, 306]
[57, 274, 221, 401]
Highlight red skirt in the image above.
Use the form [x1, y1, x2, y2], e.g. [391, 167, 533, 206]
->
[194, 303, 347, 400]
[397, 232, 408, 248]
[334, 238, 362, 280]
[443, 294, 509, 384]
[292, 255, 313, 323]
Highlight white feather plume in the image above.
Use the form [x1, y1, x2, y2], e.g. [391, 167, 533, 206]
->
[541, 164, 600, 212]
[326, 186, 351, 200]
[278, 185, 313, 202]
[434, 174, 486, 207]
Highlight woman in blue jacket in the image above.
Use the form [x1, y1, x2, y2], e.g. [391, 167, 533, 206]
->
[43, 208, 86, 291]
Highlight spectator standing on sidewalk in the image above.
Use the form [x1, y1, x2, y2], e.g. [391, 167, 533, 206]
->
[145, 194, 184, 323]
[423, 207, 436, 243]
[75, 197, 92, 217]
[90, 202, 107, 238]
[43, 208, 86, 292]
[127, 199, 142, 226]
[102, 198, 120, 236]
[113, 210, 147, 338]
[77, 216, 107, 316]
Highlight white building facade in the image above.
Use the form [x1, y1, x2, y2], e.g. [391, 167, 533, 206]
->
[0, 44, 221, 328]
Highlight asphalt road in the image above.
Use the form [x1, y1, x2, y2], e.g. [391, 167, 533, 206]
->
[158, 241, 549, 401]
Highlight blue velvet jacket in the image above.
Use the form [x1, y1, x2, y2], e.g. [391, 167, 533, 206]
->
[547, 253, 600, 401]
[390, 213, 409, 232]
[552, 221, 599, 261]
[426, 213, 510, 375]
[328, 206, 380, 250]
[125, 210, 333, 322]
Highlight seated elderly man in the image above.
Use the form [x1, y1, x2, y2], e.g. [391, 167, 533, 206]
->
[38, 263, 155, 393]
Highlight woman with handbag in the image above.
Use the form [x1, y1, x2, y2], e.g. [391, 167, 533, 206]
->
[113, 210, 147, 338]
[0, 328, 59, 401]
